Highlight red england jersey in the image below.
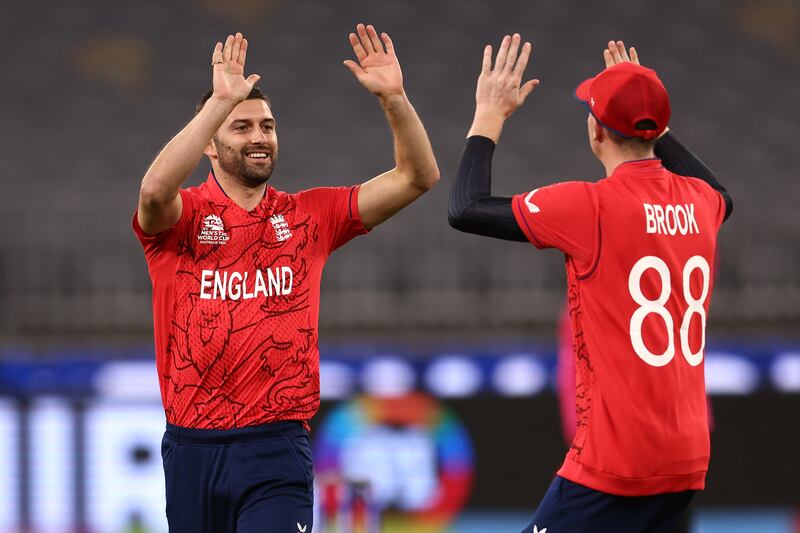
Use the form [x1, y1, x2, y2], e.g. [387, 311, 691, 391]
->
[133, 173, 367, 429]
[512, 158, 726, 496]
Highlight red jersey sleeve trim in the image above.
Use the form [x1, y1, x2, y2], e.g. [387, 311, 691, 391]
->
[348, 185, 357, 219]
[348, 184, 370, 235]
[131, 189, 194, 243]
[511, 194, 546, 249]
[132, 210, 172, 242]
[348, 185, 361, 221]
[131, 210, 149, 240]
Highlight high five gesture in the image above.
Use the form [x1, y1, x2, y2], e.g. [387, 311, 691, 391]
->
[134, 25, 440, 533]
[450, 35, 732, 533]
[603, 39, 639, 68]
[138, 32, 264, 234]
[344, 24, 439, 229]
[344, 24, 404, 99]
[210, 32, 261, 104]
[469, 33, 540, 142]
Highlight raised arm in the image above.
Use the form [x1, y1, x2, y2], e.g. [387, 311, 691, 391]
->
[137, 33, 261, 234]
[343, 24, 439, 230]
[604, 40, 732, 221]
[448, 34, 539, 241]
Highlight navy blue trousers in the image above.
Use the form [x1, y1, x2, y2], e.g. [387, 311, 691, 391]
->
[161, 421, 314, 533]
[522, 476, 694, 533]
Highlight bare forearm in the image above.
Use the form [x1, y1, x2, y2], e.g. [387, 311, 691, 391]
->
[140, 96, 236, 203]
[380, 92, 439, 190]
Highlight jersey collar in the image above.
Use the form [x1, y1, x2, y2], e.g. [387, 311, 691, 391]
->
[612, 157, 664, 176]
[206, 170, 275, 213]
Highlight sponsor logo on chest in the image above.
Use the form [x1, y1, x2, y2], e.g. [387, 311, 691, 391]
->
[197, 214, 230, 245]
[197, 212, 293, 245]
[643, 203, 699, 236]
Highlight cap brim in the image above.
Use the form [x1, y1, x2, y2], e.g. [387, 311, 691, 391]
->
[573, 77, 594, 103]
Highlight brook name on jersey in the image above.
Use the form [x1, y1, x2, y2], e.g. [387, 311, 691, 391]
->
[643, 203, 699, 236]
[199, 267, 294, 301]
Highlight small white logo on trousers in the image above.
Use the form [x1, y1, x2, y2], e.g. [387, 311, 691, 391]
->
[296, 523, 307, 533]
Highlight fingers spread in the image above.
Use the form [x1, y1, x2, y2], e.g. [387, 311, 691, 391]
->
[630, 47, 640, 65]
[520, 78, 540, 102]
[231, 32, 243, 65]
[505, 33, 521, 73]
[603, 48, 613, 68]
[356, 24, 374, 54]
[617, 41, 630, 62]
[494, 35, 510, 72]
[343, 59, 364, 78]
[482, 44, 492, 73]
[349, 32, 367, 62]
[212, 42, 223, 65]
[366, 25, 384, 53]
[512, 41, 532, 80]
[223, 34, 234, 62]
[608, 40, 623, 64]
[381, 32, 395, 55]
[238, 38, 248, 66]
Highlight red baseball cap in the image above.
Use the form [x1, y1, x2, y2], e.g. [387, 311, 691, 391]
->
[574, 62, 671, 140]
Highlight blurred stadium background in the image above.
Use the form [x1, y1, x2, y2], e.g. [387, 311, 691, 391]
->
[1, 0, 799, 531]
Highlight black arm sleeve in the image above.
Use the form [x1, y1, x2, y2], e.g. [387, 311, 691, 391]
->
[447, 135, 528, 242]
[655, 131, 733, 221]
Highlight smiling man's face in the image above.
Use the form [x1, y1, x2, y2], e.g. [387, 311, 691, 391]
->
[210, 99, 278, 185]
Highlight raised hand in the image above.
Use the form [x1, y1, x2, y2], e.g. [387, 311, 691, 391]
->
[603, 40, 640, 68]
[211, 32, 261, 104]
[475, 34, 539, 120]
[602, 40, 667, 136]
[343, 24, 404, 99]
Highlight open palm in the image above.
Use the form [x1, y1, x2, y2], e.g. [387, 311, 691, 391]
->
[344, 24, 403, 98]
[211, 32, 261, 103]
[475, 34, 539, 119]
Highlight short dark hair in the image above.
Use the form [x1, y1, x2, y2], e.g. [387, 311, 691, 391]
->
[606, 120, 658, 154]
[195, 87, 271, 115]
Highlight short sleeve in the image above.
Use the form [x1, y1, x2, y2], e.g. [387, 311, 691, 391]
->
[511, 181, 599, 271]
[132, 189, 197, 260]
[294, 185, 369, 254]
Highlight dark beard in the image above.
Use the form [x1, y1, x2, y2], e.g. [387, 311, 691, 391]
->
[215, 140, 276, 185]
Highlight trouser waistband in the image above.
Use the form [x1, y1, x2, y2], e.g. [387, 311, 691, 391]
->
[165, 420, 305, 445]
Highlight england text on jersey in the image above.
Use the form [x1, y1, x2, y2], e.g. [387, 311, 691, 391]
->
[199, 267, 294, 301]
[132, 174, 368, 430]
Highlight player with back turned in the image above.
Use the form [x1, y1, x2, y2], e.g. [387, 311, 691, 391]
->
[449, 36, 732, 532]
[133, 27, 438, 532]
